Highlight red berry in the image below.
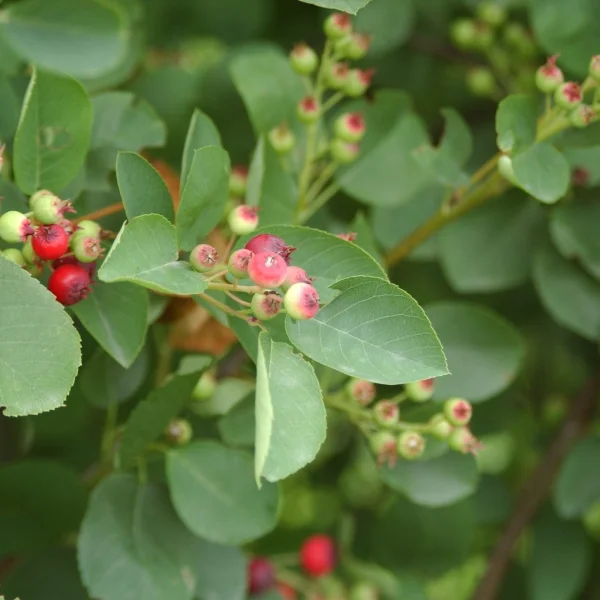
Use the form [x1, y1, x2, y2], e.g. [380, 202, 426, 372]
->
[52, 256, 96, 277]
[248, 557, 275, 594]
[282, 265, 312, 291]
[32, 224, 69, 261]
[277, 582, 298, 600]
[284, 282, 320, 320]
[300, 534, 336, 577]
[48, 264, 91, 306]
[190, 244, 218, 273]
[245, 233, 296, 264]
[247, 252, 288, 288]
[228, 248, 253, 278]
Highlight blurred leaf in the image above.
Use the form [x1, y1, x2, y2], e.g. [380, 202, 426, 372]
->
[287, 276, 448, 385]
[166, 441, 279, 545]
[0, 0, 128, 78]
[71, 282, 148, 369]
[99, 215, 208, 295]
[192, 377, 254, 417]
[0, 74, 20, 140]
[218, 395, 255, 447]
[496, 95, 537, 154]
[255, 333, 326, 483]
[116, 152, 175, 222]
[299, 0, 374, 13]
[351, 211, 383, 265]
[13, 69, 92, 194]
[0, 257, 81, 416]
[181, 109, 222, 189]
[426, 302, 525, 402]
[177, 146, 230, 251]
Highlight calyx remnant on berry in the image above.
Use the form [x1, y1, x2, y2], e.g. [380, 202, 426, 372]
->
[397, 431, 425, 460]
[335, 112, 366, 143]
[251, 291, 283, 321]
[290, 42, 319, 75]
[268, 123, 296, 154]
[347, 378, 376, 406]
[535, 54, 564, 93]
[0, 211, 35, 244]
[444, 398, 472, 426]
[189, 244, 218, 273]
[373, 400, 399, 426]
[228, 248, 253, 278]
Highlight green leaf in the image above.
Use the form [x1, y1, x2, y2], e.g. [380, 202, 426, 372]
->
[286, 276, 448, 385]
[336, 91, 430, 207]
[166, 441, 279, 545]
[181, 109, 222, 189]
[99, 215, 208, 295]
[439, 192, 544, 292]
[379, 452, 479, 507]
[118, 372, 201, 469]
[512, 142, 570, 204]
[554, 436, 600, 518]
[299, 0, 373, 13]
[246, 137, 297, 226]
[177, 146, 230, 251]
[218, 395, 255, 448]
[532, 238, 600, 341]
[0, 74, 20, 141]
[116, 152, 175, 222]
[0, 257, 81, 416]
[13, 69, 92, 194]
[528, 509, 591, 600]
[437, 108, 473, 168]
[0, 461, 87, 556]
[192, 377, 254, 417]
[350, 211, 384, 266]
[71, 282, 148, 369]
[255, 333, 326, 484]
[426, 302, 525, 402]
[496, 94, 537, 154]
[230, 46, 305, 133]
[0, 0, 128, 78]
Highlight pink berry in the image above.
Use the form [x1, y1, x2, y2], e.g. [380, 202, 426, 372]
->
[0, 211, 35, 244]
[282, 265, 312, 291]
[324, 12, 352, 40]
[297, 96, 321, 124]
[405, 378, 435, 402]
[228, 248, 253, 278]
[190, 244, 218, 273]
[251, 291, 283, 320]
[248, 557, 275, 594]
[444, 398, 472, 426]
[300, 535, 336, 577]
[71, 235, 102, 263]
[245, 233, 296, 264]
[347, 378, 376, 406]
[228, 205, 259, 235]
[373, 400, 399, 426]
[334, 112, 366, 143]
[229, 165, 248, 197]
[284, 282, 320, 320]
[536, 54, 564, 93]
[555, 81, 582, 109]
[48, 264, 91, 306]
[247, 252, 288, 288]
[32, 224, 69, 261]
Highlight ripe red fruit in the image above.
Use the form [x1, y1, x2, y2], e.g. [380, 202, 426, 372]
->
[282, 265, 312, 291]
[245, 233, 296, 264]
[300, 534, 336, 577]
[48, 264, 91, 306]
[247, 252, 288, 288]
[248, 557, 275, 594]
[228, 248, 253, 278]
[283, 282, 320, 320]
[32, 224, 69, 261]
[52, 256, 96, 277]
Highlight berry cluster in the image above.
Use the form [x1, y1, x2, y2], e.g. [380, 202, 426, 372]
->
[0, 191, 103, 306]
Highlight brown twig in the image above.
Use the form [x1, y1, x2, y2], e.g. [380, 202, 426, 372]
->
[471, 371, 600, 600]
[72, 202, 124, 224]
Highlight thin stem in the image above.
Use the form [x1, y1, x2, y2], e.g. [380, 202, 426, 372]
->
[296, 123, 318, 219]
[223, 235, 237, 261]
[207, 281, 262, 294]
[322, 91, 344, 112]
[72, 202, 124, 224]
[225, 290, 252, 307]
[197, 291, 250, 322]
[205, 268, 229, 282]
[300, 182, 341, 223]
[305, 161, 339, 206]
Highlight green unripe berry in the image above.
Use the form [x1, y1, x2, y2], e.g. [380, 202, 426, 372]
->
[570, 104, 595, 128]
[326, 62, 350, 90]
[444, 397, 472, 426]
[32, 192, 72, 225]
[0, 211, 35, 244]
[268, 123, 296, 154]
[2, 248, 26, 267]
[535, 55, 564, 93]
[589, 56, 600, 83]
[554, 82, 582, 110]
[330, 138, 360, 164]
[71, 235, 102, 263]
[192, 371, 216, 401]
[466, 67, 497, 98]
[350, 582, 379, 600]
[450, 19, 478, 50]
[297, 96, 321, 124]
[404, 378, 434, 402]
[74, 220, 102, 239]
[228, 205, 259, 236]
[251, 291, 282, 321]
[346, 378, 376, 406]
[165, 418, 193, 445]
[290, 43, 319, 75]
[324, 12, 352, 40]
[369, 431, 397, 466]
[429, 415, 453, 440]
[397, 431, 425, 460]
[22, 238, 36, 264]
[334, 112, 366, 143]
[448, 427, 480, 454]
[344, 69, 373, 97]
[229, 166, 248, 198]
[373, 400, 399, 426]
[476, 2, 507, 28]
[189, 244, 218, 273]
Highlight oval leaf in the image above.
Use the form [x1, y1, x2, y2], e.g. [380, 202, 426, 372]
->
[496, 94, 537, 154]
[0, 257, 81, 416]
[286, 276, 448, 385]
[255, 333, 326, 483]
[181, 109, 222, 188]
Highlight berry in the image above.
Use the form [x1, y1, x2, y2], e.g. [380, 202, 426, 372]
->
[59, 219, 76, 237]
[268, 123, 296, 154]
[32, 224, 69, 261]
[498, 154, 517, 185]
[330, 139, 360, 164]
[590, 55, 600, 83]
[503, 23, 536, 58]
[428, 415, 454, 440]
[450, 19, 478, 49]
[22, 238, 36, 264]
[192, 371, 216, 401]
[572, 167, 590, 187]
[334, 112, 366, 143]
[189, 244, 218, 273]
[71, 235, 102, 263]
[248, 252, 287, 288]
[373, 400, 399, 426]
[297, 96, 321, 124]
[48, 264, 91, 306]
[555, 82, 582, 110]
[164, 418, 193, 445]
[570, 104, 595, 128]
[228, 248, 253, 278]
[337, 232, 357, 242]
[300, 534, 336, 577]
[282, 265, 312, 291]
[245, 234, 296, 264]
[0, 211, 35, 244]
[1, 248, 26, 267]
[229, 165, 248, 198]
[346, 378, 376, 406]
[476, 2, 507, 28]
[535, 55, 564, 93]
[341, 33, 371, 60]
[397, 431, 425, 460]
[369, 431, 397, 467]
[405, 378, 435, 402]
[466, 67, 497, 97]
[251, 291, 283, 320]
[277, 582, 298, 600]
[228, 205, 259, 236]
[326, 62, 350, 90]
[444, 398, 472, 426]
[448, 427, 482, 455]
[31, 191, 74, 225]
[324, 12, 352, 40]
[290, 43, 319, 75]
[344, 69, 374, 97]
[248, 557, 275, 594]
[284, 282, 320, 320]
[52, 255, 96, 277]
[74, 219, 102, 239]
[350, 582, 379, 600]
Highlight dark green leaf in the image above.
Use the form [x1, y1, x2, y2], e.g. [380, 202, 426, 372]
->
[71, 282, 148, 369]
[99, 215, 208, 295]
[116, 152, 175, 222]
[181, 109, 222, 189]
[496, 95, 537, 154]
[299, 0, 373, 13]
[287, 276, 448, 385]
[426, 302, 525, 402]
[13, 69, 92, 194]
[0, 257, 81, 416]
[255, 333, 326, 483]
[166, 441, 279, 545]
[177, 146, 230, 251]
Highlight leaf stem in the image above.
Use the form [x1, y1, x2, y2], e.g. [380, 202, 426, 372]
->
[225, 290, 252, 307]
[322, 91, 344, 112]
[300, 182, 341, 223]
[207, 281, 262, 294]
[304, 161, 340, 207]
[197, 291, 251, 322]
